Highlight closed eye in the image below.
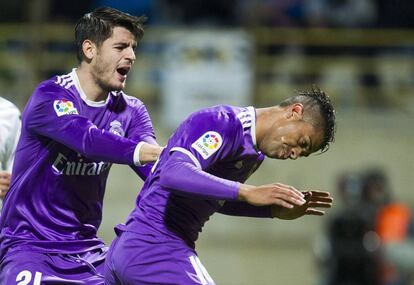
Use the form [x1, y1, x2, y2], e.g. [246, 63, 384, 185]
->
[299, 139, 308, 149]
[299, 138, 312, 156]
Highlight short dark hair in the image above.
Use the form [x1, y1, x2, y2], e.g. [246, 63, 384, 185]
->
[279, 86, 336, 153]
[74, 7, 146, 62]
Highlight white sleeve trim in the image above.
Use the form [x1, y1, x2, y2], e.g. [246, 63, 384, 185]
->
[133, 141, 146, 166]
[170, 147, 202, 169]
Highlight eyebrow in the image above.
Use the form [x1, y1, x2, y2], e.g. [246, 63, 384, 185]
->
[114, 42, 129, 47]
[114, 41, 137, 47]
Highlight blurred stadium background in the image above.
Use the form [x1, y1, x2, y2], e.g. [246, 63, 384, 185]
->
[1, 1, 414, 284]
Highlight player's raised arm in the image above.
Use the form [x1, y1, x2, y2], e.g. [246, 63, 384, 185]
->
[160, 151, 307, 209]
[24, 87, 160, 167]
[159, 150, 240, 200]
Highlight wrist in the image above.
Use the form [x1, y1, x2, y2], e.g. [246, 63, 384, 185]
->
[134, 143, 163, 166]
[237, 184, 255, 201]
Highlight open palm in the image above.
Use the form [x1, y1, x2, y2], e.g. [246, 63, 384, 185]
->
[271, 191, 333, 220]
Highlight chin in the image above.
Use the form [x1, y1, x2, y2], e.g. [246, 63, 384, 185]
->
[116, 85, 125, 91]
[110, 82, 125, 91]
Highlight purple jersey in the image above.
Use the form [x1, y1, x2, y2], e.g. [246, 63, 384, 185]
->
[0, 69, 155, 257]
[119, 105, 267, 248]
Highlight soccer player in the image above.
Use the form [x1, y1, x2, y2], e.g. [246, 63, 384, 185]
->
[0, 7, 162, 284]
[105, 87, 336, 284]
[0, 97, 21, 203]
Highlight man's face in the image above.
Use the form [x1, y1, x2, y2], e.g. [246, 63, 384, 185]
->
[259, 119, 324, 160]
[91, 26, 137, 92]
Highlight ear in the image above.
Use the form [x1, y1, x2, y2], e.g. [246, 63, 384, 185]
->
[82, 40, 96, 61]
[287, 103, 304, 120]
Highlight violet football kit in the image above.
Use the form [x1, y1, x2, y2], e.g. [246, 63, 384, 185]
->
[0, 69, 156, 284]
[106, 105, 273, 284]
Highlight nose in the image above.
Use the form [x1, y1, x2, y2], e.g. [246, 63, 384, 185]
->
[126, 47, 136, 63]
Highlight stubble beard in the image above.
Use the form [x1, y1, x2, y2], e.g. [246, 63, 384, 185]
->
[93, 56, 124, 93]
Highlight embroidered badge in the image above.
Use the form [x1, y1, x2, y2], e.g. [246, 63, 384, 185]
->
[191, 131, 223, 159]
[109, 120, 125, 137]
[53, 100, 78, 117]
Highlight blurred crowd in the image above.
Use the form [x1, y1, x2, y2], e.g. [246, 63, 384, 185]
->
[1, 0, 413, 112]
[315, 168, 414, 285]
[1, 0, 414, 28]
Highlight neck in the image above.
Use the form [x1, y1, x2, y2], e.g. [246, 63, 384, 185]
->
[75, 65, 108, 102]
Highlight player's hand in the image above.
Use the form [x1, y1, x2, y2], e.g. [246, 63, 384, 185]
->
[271, 190, 333, 220]
[238, 183, 306, 208]
[0, 171, 11, 199]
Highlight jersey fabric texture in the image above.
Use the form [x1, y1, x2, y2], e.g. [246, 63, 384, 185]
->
[0, 248, 106, 285]
[105, 231, 215, 285]
[106, 105, 271, 284]
[0, 69, 156, 273]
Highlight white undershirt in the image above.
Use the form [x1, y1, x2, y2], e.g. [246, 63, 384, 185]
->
[0, 97, 21, 172]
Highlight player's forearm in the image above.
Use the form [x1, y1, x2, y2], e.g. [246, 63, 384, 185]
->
[159, 153, 240, 200]
[29, 116, 142, 165]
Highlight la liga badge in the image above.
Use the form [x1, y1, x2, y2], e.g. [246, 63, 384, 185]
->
[54, 100, 79, 117]
[191, 131, 223, 159]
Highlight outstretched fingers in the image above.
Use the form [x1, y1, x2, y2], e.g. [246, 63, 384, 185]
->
[305, 191, 333, 202]
[305, 208, 326, 216]
[307, 201, 332, 208]
[303, 190, 333, 216]
[272, 187, 306, 208]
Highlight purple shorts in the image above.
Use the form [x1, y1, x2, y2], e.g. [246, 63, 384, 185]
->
[0, 248, 106, 284]
[105, 231, 215, 285]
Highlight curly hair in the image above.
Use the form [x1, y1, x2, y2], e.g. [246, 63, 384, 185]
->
[279, 86, 336, 153]
[75, 7, 147, 63]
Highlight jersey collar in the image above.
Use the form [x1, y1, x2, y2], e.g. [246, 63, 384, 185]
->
[70, 68, 119, 107]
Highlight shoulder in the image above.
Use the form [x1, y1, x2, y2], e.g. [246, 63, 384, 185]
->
[33, 74, 76, 101]
[189, 105, 250, 130]
[181, 105, 247, 146]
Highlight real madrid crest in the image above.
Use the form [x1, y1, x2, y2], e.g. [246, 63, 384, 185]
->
[109, 120, 125, 137]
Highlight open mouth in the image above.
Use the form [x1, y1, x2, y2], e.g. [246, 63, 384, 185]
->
[117, 66, 130, 77]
